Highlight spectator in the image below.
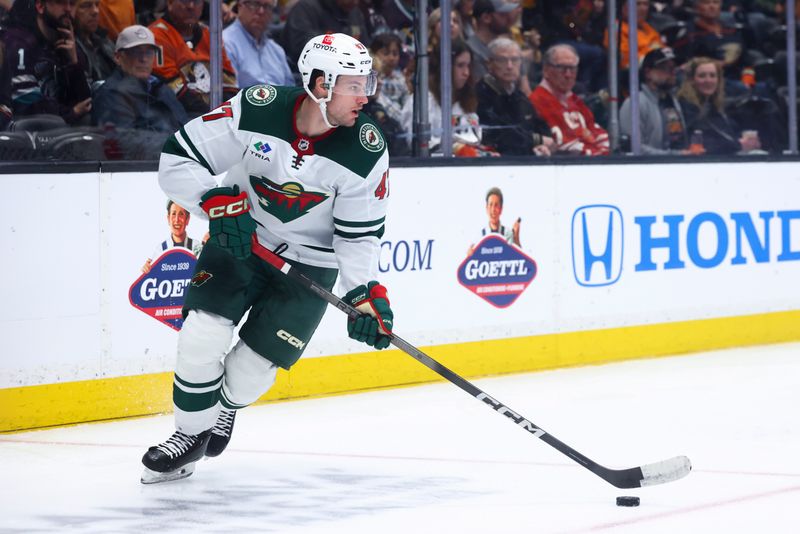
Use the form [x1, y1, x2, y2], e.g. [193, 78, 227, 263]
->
[369, 32, 410, 125]
[620, 47, 689, 154]
[428, 5, 463, 52]
[98, 0, 134, 41]
[476, 37, 552, 156]
[93, 25, 187, 134]
[280, 0, 370, 66]
[362, 55, 410, 156]
[676, 56, 761, 154]
[456, 0, 476, 41]
[672, 0, 760, 96]
[223, 0, 294, 87]
[467, 0, 518, 82]
[0, 0, 92, 126]
[604, 0, 664, 69]
[529, 44, 610, 155]
[537, 0, 607, 93]
[406, 39, 496, 157]
[72, 0, 116, 87]
[149, 0, 238, 119]
[359, 0, 390, 37]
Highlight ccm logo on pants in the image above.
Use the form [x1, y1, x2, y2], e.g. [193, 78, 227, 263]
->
[277, 329, 305, 349]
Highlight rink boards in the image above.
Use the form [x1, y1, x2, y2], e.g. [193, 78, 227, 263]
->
[2, 161, 799, 431]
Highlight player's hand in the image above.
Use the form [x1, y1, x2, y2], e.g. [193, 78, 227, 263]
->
[344, 281, 393, 350]
[200, 185, 257, 259]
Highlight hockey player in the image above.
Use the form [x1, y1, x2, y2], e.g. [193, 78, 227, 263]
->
[141, 33, 393, 484]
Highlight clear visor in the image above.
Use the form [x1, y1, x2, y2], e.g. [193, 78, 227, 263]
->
[331, 71, 378, 97]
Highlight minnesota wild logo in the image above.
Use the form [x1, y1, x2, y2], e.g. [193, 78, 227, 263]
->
[245, 85, 277, 106]
[359, 123, 385, 152]
[249, 175, 329, 223]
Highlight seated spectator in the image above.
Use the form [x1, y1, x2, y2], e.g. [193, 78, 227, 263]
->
[456, 0, 476, 41]
[405, 39, 497, 157]
[476, 37, 552, 156]
[93, 25, 187, 134]
[359, 0, 390, 37]
[676, 56, 762, 154]
[529, 44, 609, 155]
[620, 47, 690, 154]
[223, 0, 294, 87]
[98, 0, 134, 41]
[604, 0, 664, 69]
[369, 32, 410, 125]
[280, 0, 370, 67]
[72, 0, 116, 88]
[537, 0, 607, 92]
[672, 0, 762, 96]
[149, 0, 238, 119]
[467, 0, 517, 83]
[428, 5, 463, 52]
[0, 0, 92, 127]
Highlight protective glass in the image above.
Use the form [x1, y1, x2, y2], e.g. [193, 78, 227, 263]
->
[331, 71, 378, 97]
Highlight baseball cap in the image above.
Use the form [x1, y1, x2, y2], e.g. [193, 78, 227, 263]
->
[115, 25, 157, 52]
[473, 0, 519, 18]
[641, 47, 676, 71]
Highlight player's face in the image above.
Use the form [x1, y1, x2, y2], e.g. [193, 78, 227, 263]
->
[486, 194, 503, 226]
[327, 75, 371, 127]
[168, 204, 190, 239]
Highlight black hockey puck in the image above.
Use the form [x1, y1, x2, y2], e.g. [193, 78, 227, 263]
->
[616, 496, 640, 507]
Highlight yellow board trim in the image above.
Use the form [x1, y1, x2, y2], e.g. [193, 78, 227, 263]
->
[2, 310, 799, 433]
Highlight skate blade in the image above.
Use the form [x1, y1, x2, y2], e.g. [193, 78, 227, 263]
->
[140, 462, 196, 484]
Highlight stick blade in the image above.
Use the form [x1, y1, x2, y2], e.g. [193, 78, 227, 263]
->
[640, 455, 692, 487]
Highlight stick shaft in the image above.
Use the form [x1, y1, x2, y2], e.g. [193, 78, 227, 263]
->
[250, 238, 688, 489]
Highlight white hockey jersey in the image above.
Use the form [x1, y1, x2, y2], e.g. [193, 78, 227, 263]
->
[158, 84, 390, 293]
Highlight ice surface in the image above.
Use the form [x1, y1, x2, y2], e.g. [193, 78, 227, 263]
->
[2, 343, 798, 533]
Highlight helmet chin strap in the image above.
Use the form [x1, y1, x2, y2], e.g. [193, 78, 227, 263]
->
[316, 99, 337, 130]
[304, 78, 338, 130]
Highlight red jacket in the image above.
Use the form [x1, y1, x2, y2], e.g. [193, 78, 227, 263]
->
[529, 85, 609, 156]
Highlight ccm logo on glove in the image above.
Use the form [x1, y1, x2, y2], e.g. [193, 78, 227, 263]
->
[203, 196, 250, 219]
[200, 185, 257, 260]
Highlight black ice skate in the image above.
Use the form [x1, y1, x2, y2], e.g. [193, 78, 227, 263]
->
[205, 409, 236, 458]
[140, 430, 211, 484]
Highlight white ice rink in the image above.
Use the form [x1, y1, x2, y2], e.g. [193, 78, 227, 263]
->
[2, 342, 798, 533]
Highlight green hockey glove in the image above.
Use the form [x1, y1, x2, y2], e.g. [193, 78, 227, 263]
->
[200, 185, 257, 259]
[344, 281, 393, 350]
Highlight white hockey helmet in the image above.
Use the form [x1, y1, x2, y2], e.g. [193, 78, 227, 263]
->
[298, 33, 377, 127]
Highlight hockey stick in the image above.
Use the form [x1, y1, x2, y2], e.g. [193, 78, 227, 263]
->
[251, 237, 691, 489]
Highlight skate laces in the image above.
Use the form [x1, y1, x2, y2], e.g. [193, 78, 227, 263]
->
[156, 431, 198, 458]
[211, 409, 235, 438]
